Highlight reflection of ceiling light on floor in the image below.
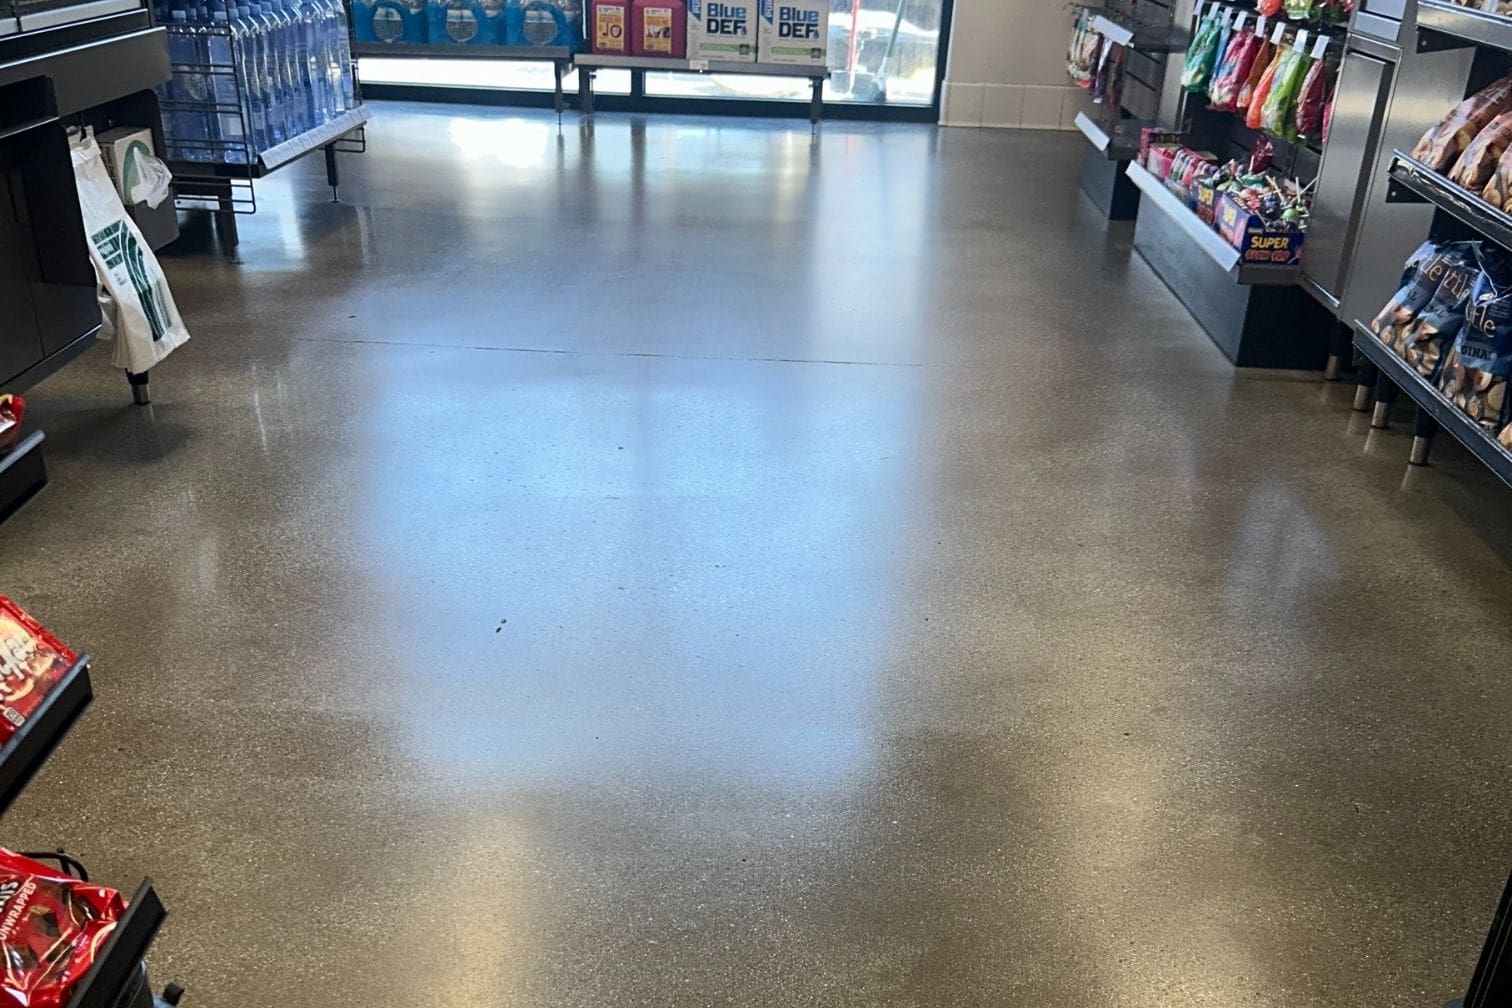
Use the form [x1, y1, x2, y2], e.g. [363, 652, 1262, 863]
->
[447, 117, 553, 167]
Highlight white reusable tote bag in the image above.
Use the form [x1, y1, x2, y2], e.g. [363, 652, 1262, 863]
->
[70, 129, 191, 374]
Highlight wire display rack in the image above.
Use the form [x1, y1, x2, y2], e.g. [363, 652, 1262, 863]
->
[159, 18, 369, 254]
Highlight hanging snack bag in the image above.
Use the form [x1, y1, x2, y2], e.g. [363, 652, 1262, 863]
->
[1246, 45, 1286, 131]
[1236, 37, 1275, 111]
[1181, 16, 1223, 92]
[1370, 240, 1448, 338]
[1449, 109, 1512, 190]
[0, 597, 79, 747]
[1412, 74, 1512, 172]
[1439, 267, 1512, 432]
[1294, 57, 1331, 138]
[1398, 250, 1480, 375]
[1261, 48, 1310, 137]
[1210, 28, 1262, 111]
[1284, 0, 1314, 16]
[1258, 0, 1283, 14]
[0, 848, 126, 1008]
[0, 397, 23, 456]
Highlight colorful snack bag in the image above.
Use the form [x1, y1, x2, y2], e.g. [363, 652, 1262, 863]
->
[1261, 48, 1311, 137]
[1246, 46, 1286, 130]
[1449, 108, 1512, 189]
[0, 598, 79, 747]
[0, 397, 22, 456]
[1412, 74, 1512, 172]
[1182, 16, 1223, 92]
[1482, 142, 1512, 211]
[1209, 29, 1262, 111]
[1236, 38, 1275, 111]
[1439, 267, 1512, 432]
[1294, 57, 1331, 138]
[0, 848, 126, 1008]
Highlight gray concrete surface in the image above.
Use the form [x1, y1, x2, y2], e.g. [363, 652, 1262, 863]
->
[0, 105, 1510, 1007]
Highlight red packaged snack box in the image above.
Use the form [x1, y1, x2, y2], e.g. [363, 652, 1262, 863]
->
[0, 598, 78, 748]
[0, 849, 125, 1008]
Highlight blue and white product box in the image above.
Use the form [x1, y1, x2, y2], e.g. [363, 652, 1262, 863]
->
[756, 0, 825, 65]
[688, 0, 754, 61]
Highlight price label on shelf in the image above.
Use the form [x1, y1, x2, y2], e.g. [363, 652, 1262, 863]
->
[1294, 28, 1308, 51]
[1234, 12, 1247, 30]
[1311, 33, 1330, 58]
[1270, 20, 1286, 43]
[690, 58, 709, 70]
[1206, 1, 1220, 18]
[1256, 14, 1267, 35]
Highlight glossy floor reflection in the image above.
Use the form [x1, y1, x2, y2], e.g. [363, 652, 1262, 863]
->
[2, 105, 1511, 1008]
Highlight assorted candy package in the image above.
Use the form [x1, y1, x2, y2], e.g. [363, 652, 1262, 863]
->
[0, 849, 126, 1008]
[1372, 242, 1512, 446]
[0, 598, 78, 748]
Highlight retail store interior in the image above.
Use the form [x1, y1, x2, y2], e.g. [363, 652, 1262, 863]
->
[1, 0, 1512, 1006]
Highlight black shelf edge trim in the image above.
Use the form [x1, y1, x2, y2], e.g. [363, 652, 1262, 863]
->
[1351, 320, 1512, 487]
[0, 655, 91, 817]
[65, 880, 166, 1008]
[1389, 149, 1512, 250]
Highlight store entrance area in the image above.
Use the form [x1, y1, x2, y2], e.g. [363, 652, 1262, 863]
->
[1, 105, 1510, 1006]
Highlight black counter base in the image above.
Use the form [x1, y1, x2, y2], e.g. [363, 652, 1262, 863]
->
[1134, 199, 1332, 369]
[1080, 146, 1140, 221]
[0, 430, 46, 526]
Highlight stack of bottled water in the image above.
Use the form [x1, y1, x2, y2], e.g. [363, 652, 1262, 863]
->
[159, 0, 356, 164]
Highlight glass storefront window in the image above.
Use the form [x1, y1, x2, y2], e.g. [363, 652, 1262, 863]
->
[642, 0, 943, 106]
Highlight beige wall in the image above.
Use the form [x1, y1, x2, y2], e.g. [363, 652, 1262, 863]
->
[940, 0, 1081, 129]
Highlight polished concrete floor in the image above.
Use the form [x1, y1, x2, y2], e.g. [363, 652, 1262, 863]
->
[2, 104, 1512, 1007]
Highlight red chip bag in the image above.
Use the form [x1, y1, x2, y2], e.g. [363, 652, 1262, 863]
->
[0, 397, 22, 456]
[0, 598, 78, 747]
[0, 849, 125, 1008]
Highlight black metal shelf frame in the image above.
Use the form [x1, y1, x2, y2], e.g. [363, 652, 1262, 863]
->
[66, 881, 167, 1008]
[1416, 0, 1512, 54]
[1387, 149, 1512, 250]
[0, 654, 92, 817]
[1351, 320, 1512, 487]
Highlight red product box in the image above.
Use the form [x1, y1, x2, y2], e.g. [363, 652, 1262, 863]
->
[0, 849, 125, 1008]
[0, 598, 78, 747]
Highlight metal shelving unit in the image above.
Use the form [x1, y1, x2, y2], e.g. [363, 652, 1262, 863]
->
[163, 21, 370, 257]
[575, 53, 831, 125]
[1416, 0, 1512, 52]
[1351, 320, 1512, 486]
[1387, 148, 1512, 250]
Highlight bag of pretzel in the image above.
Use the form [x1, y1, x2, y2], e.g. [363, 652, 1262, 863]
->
[1370, 241, 1465, 345]
[1412, 74, 1512, 172]
[1438, 266, 1512, 432]
[1450, 108, 1512, 189]
[1399, 251, 1481, 378]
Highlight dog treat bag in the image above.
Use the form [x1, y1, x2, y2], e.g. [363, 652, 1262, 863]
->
[1439, 267, 1512, 432]
[1412, 74, 1512, 172]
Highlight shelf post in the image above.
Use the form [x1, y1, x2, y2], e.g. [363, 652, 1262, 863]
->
[1353, 360, 1378, 412]
[126, 370, 149, 406]
[554, 59, 566, 120]
[1371, 371, 1400, 428]
[1410, 407, 1437, 465]
[579, 67, 595, 116]
[324, 143, 340, 203]
[810, 76, 822, 128]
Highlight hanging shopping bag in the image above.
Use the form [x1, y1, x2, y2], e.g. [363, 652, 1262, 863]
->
[69, 130, 190, 374]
